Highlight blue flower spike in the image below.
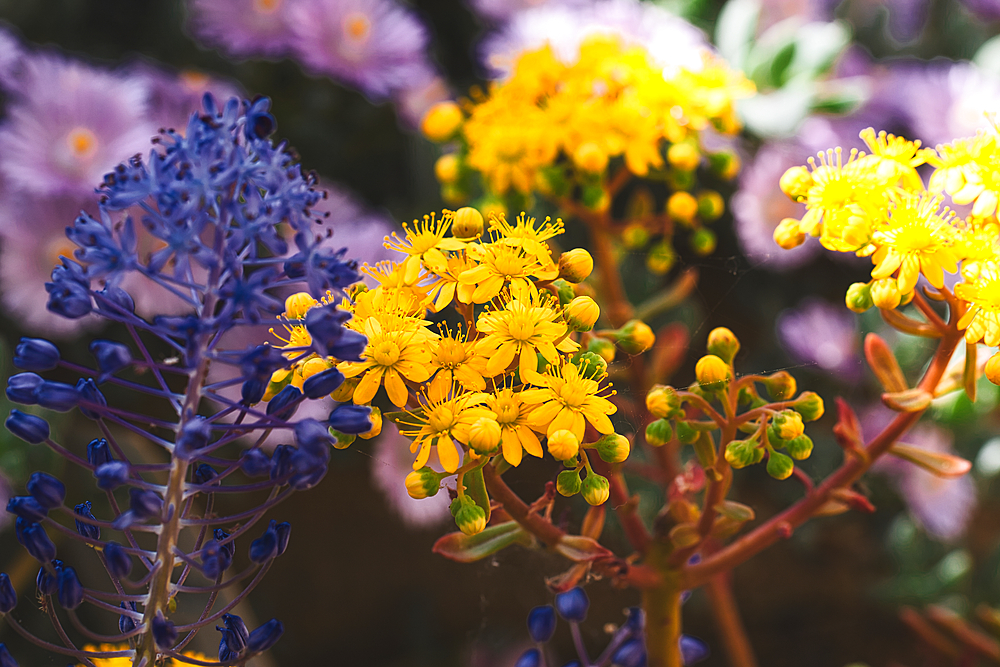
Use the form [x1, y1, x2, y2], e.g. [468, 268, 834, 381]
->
[555, 587, 589, 622]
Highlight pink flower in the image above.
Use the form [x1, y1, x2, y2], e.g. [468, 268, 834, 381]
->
[186, 0, 297, 59]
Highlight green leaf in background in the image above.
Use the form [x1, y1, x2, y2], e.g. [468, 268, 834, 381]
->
[715, 0, 761, 71]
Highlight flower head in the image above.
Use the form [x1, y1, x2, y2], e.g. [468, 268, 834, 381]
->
[869, 194, 959, 293]
[396, 389, 498, 472]
[520, 360, 617, 441]
[187, 0, 296, 58]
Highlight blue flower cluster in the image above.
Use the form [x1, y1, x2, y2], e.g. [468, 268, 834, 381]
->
[1, 95, 369, 666]
[515, 587, 709, 667]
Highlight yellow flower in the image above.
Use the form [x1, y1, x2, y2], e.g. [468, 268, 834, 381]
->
[869, 194, 959, 293]
[955, 218, 1000, 280]
[932, 131, 1000, 217]
[339, 317, 435, 407]
[428, 325, 489, 400]
[484, 385, 544, 466]
[956, 262, 1000, 345]
[488, 212, 563, 263]
[458, 240, 559, 304]
[383, 211, 467, 284]
[859, 127, 933, 190]
[476, 286, 579, 383]
[397, 389, 498, 473]
[358, 261, 433, 316]
[520, 361, 617, 441]
[78, 645, 209, 667]
[421, 250, 478, 312]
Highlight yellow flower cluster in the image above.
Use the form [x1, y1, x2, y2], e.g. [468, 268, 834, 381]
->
[427, 35, 753, 196]
[776, 126, 1000, 353]
[78, 645, 209, 667]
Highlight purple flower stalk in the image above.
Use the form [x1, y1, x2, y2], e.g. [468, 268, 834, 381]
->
[0, 95, 368, 665]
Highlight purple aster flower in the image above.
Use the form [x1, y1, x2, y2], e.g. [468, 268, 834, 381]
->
[371, 424, 451, 527]
[469, 0, 582, 24]
[132, 62, 244, 132]
[776, 298, 863, 381]
[0, 53, 154, 197]
[0, 24, 25, 88]
[480, 0, 709, 79]
[288, 0, 436, 101]
[186, 0, 297, 59]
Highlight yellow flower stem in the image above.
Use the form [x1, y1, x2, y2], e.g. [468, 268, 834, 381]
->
[733, 401, 800, 427]
[580, 449, 594, 475]
[910, 290, 949, 333]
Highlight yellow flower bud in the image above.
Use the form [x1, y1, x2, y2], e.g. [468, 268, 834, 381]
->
[615, 319, 655, 355]
[771, 410, 805, 441]
[359, 406, 382, 440]
[330, 428, 356, 450]
[565, 296, 600, 331]
[697, 190, 725, 221]
[421, 101, 463, 142]
[435, 153, 460, 184]
[646, 384, 681, 419]
[690, 227, 716, 256]
[622, 223, 650, 249]
[870, 278, 901, 310]
[580, 474, 610, 506]
[845, 282, 874, 313]
[706, 327, 740, 364]
[793, 392, 824, 421]
[646, 418, 673, 447]
[556, 469, 582, 496]
[469, 417, 501, 454]
[547, 429, 580, 461]
[667, 191, 698, 224]
[717, 152, 741, 180]
[695, 354, 731, 388]
[299, 357, 331, 382]
[773, 218, 806, 249]
[779, 165, 813, 200]
[451, 206, 484, 239]
[667, 141, 701, 171]
[587, 337, 616, 363]
[646, 240, 676, 275]
[574, 142, 609, 173]
[331, 376, 359, 402]
[262, 368, 292, 402]
[455, 502, 487, 536]
[986, 352, 1000, 385]
[596, 433, 631, 463]
[405, 466, 441, 499]
[558, 248, 594, 283]
[762, 371, 796, 401]
[284, 292, 317, 320]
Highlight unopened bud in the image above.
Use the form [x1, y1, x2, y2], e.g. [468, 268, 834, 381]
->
[695, 354, 731, 388]
[987, 352, 1000, 385]
[328, 428, 356, 450]
[595, 433, 630, 463]
[558, 249, 594, 283]
[674, 420, 698, 444]
[706, 327, 740, 364]
[574, 142, 609, 173]
[766, 449, 794, 480]
[330, 377, 359, 403]
[405, 467, 441, 499]
[452, 207, 484, 239]
[646, 385, 681, 419]
[455, 502, 487, 536]
[645, 418, 673, 447]
[435, 154, 461, 184]
[358, 406, 382, 440]
[468, 417, 501, 454]
[785, 434, 814, 460]
[773, 218, 806, 249]
[725, 438, 762, 469]
[587, 337, 616, 363]
[770, 410, 804, 441]
[870, 278, 901, 310]
[691, 227, 717, 256]
[421, 101, 463, 142]
[547, 429, 580, 461]
[551, 279, 577, 306]
[613, 320, 655, 355]
[779, 165, 812, 200]
[792, 392, 824, 421]
[284, 292, 317, 320]
[299, 357, 331, 383]
[667, 191, 698, 224]
[845, 282, 874, 313]
[622, 223, 650, 249]
[580, 474, 610, 506]
[646, 241, 676, 275]
[697, 191, 725, 221]
[556, 469, 582, 496]
[762, 371, 796, 401]
[711, 151, 741, 180]
[668, 141, 701, 171]
[565, 296, 600, 331]
[573, 351, 607, 380]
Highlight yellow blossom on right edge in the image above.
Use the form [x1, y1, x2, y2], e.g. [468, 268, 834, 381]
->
[869, 193, 959, 294]
[956, 262, 1000, 346]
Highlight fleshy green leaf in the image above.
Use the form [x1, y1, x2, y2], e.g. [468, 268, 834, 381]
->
[432, 522, 534, 563]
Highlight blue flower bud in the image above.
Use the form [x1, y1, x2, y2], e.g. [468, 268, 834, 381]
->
[5, 373, 42, 404]
[240, 449, 270, 478]
[95, 285, 135, 315]
[35, 381, 79, 412]
[680, 635, 709, 665]
[215, 529, 235, 559]
[294, 418, 333, 456]
[245, 96, 276, 140]
[20, 523, 56, 562]
[5, 410, 49, 444]
[89, 339, 132, 377]
[176, 416, 211, 459]
[247, 618, 284, 652]
[241, 377, 266, 405]
[623, 607, 644, 635]
[95, 461, 130, 490]
[554, 587, 589, 622]
[0, 573, 16, 613]
[274, 522, 291, 556]
[79, 378, 110, 418]
[87, 438, 113, 466]
[527, 605, 556, 642]
[249, 522, 279, 563]
[128, 488, 163, 521]
[270, 445, 294, 480]
[119, 601, 137, 634]
[200, 540, 233, 579]
[289, 452, 328, 490]
[6, 496, 47, 522]
[13, 338, 59, 372]
[57, 566, 83, 609]
[301, 367, 345, 399]
[36, 562, 60, 595]
[218, 613, 249, 654]
[515, 648, 542, 667]
[74, 501, 100, 540]
[152, 610, 178, 648]
[104, 542, 132, 579]
[46, 261, 92, 319]
[27, 472, 65, 509]
[328, 402, 372, 435]
[612, 639, 646, 667]
[328, 329, 367, 362]
[304, 304, 352, 357]
[266, 384, 302, 417]
[0, 643, 18, 667]
[194, 464, 218, 485]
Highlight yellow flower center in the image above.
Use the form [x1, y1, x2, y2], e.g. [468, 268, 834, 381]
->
[889, 223, 935, 253]
[373, 340, 401, 366]
[508, 314, 535, 341]
[493, 249, 527, 277]
[433, 339, 467, 367]
[494, 396, 520, 424]
[558, 381, 585, 408]
[343, 12, 371, 42]
[253, 0, 282, 13]
[66, 127, 98, 160]
[428, 405, 455, 432]
[288, 326, 312, 348]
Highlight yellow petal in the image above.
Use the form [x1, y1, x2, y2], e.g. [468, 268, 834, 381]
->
[501, 429, 523, 467]
[517, 425, 543, 458]
[437, 435, 460, 473]
[353, 368, 384, 404]
[384, 369, 409, 407]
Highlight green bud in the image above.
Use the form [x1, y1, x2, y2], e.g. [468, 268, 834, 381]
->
[724, 438, 759, 469]
[450, 495, 474, 517]
[785, 435, 814, 460]
[646, 240, 676, 275]
[587, 337, 616, 363]
[674, 420, 698, 445]
[697, 190, 725, 221]
[771, 409, 805, 441]
[846, 282, 874, 313]
[595, 433, 631, 463]
[762, 371, 797, 401]
[405, 467, 441, 499]
[582, 184, 607, 210]
[573, 351, 608, 380]
[690, 227, 717, 256]
[645, 418, 673, 447]
[622, 223, 651, 250]
[667, 168, 696, 191]
[646, 384, 682, 419]
[552, 279, 577, 306]
[793, 392, 825, 421]
[581, 474, 610, 506]
[612, 319, 656, 355]
[328, 428, 356, 450]
[557, 469, 582, 496]
[455, 502, 488, 536]
[540, 166, 569, 197]
[766, 450, 795, 480]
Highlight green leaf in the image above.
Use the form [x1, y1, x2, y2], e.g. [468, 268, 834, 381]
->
[555, 534, 614, 562]
[715, 0, 761, 70]
[714, 500, 756, 522]
[432, 522, 534, 563]
[788, 21, 851, 79]
[737, 85, 812, 138]
[889, 443, 972, 478]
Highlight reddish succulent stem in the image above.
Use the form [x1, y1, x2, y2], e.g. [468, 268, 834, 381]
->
[483, 462, 565, 548]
